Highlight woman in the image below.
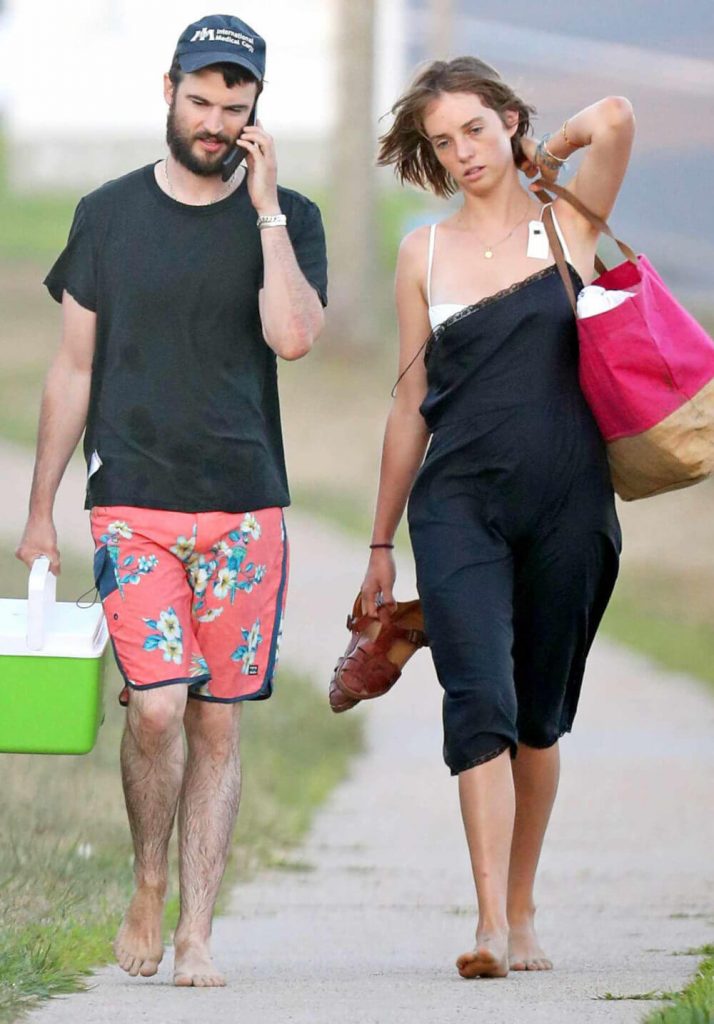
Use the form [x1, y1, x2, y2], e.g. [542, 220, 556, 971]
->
[360, 58, 634, 979]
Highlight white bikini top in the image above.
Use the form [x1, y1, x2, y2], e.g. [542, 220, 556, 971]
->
[427, 207, 574, 330]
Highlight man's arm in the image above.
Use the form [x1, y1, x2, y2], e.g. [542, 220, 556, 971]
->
[257, 227, 325, 360]
[238, 120, 325, 360]
[15, 292, 96, 574]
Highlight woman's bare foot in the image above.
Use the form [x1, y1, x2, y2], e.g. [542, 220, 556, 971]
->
[114, 886, 165, 977]
[173, 936, 225, 987]
[456, 931, 509, 979]
[508, 917, 553, 971]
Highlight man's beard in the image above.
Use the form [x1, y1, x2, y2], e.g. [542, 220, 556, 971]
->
[166, 101, 232, 176]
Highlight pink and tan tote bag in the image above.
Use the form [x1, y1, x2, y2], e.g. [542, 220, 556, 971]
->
[541, 182, 714, 501]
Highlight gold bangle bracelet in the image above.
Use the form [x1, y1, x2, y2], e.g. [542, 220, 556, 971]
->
[561, 120, 572, 147]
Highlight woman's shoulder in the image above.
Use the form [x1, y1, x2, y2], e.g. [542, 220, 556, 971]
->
[398, 218, 452, 265]
[395, 224, 432, 281]
[400, 223, 432, 254]
[400, 213, 460, 247]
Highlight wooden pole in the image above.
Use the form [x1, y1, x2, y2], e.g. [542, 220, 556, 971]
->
[328, 0, 378, 350]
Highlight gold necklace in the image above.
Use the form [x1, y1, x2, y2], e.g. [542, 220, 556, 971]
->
[466, 205, 532, 259]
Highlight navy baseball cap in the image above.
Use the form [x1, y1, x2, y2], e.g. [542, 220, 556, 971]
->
[173, 14, 266, 80]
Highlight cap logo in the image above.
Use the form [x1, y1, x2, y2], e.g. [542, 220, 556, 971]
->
[189, 27, 255, 54]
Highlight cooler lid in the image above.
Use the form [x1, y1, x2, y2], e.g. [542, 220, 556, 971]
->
[0, 598, 108, 658]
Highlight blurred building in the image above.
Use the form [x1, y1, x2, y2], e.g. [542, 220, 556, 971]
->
[0, 0, 405, 190]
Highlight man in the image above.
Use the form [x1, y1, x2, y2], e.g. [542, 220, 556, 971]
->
[16, 13, 327, 988]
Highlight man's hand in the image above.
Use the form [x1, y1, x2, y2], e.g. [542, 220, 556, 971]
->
[16, 516, 61, 575]
[18, 290, 94, 578]
[239, 120, 280, 215]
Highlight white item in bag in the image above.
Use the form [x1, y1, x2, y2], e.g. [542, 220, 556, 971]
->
[576, 284, 635, 320]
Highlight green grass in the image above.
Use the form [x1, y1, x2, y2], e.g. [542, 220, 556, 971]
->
[602, 569, 714, 696]
[0, 546, 362, 1022]
[290, 481, 379, 543]
[641, 955, 714, 1024]
[0, 136, 77, 260]
[0, 192, 78, 262]
[598, 991, 678, 1001]
[308, 182, 436, 279]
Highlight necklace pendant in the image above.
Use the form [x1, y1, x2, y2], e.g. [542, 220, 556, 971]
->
[484, 248, 494, 259]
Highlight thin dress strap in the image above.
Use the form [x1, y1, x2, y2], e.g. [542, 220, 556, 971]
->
[548, 206, 574, 266]
[426, 224, 436, 307]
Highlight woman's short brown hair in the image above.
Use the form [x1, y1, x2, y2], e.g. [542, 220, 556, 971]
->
[377, 57, 535, 198]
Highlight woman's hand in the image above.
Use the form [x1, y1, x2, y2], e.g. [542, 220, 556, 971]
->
[360, 548, 397, 618]
[519, 137, 561, 190]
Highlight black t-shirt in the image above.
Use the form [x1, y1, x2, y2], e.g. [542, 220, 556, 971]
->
[45, 163, 328, 513]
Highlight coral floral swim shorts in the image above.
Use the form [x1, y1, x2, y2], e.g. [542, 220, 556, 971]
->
[90, 506, 289, 705]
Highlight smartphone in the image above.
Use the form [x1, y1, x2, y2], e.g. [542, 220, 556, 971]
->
[221, 103, 257, 182]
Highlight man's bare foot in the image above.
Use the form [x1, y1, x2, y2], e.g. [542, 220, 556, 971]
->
[114, 886, 165, 978]
[174, 937, 225, 988]
[508, 917, 553, 971]
[456, 932, 509, 979]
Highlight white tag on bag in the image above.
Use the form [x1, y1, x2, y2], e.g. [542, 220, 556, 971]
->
[527, 220, 550, 260]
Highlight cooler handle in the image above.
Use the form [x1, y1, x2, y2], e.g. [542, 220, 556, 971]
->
[27, 556, 56, 651]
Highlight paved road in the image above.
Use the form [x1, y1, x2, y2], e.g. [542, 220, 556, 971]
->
[3, 439, 712, 1024]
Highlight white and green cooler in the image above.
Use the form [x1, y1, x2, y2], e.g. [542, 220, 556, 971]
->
[0, 556, 109, 754]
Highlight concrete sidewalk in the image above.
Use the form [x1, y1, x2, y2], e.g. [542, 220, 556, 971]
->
[3, 439, 713, 1024]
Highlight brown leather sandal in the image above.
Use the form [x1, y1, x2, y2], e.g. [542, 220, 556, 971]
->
[329, 594, 428, 713]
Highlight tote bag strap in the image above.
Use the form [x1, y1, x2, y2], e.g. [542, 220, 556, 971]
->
[534, 179, 638, 268]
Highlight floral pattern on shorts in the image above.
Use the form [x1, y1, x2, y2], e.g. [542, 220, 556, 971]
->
[231, 618, 263, 675]
[170, 514, 268, 617]
[99, 520, 159, 596]
[90, 505, 289, 704]
[143, 607, 184, 665]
